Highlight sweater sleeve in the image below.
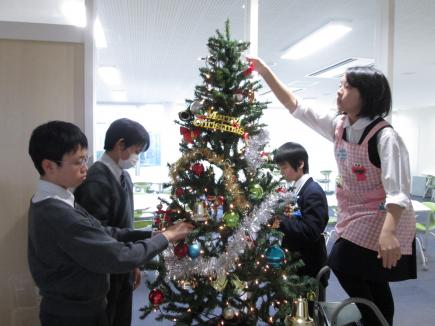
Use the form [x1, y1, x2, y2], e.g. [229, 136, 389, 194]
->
[278, 189, 328, 245]
[104, 226, 153, 242]
[59, 219, 168, 274]
[75, 179, 113, 226]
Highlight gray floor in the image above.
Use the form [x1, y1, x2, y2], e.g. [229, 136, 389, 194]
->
[132, 223, 435, 325]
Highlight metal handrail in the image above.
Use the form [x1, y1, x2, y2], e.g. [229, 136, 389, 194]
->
[315, 266, 389, 326]
[330, 297, 389, 326]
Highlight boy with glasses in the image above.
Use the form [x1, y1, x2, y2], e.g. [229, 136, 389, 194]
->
[28, 120, 193, 326]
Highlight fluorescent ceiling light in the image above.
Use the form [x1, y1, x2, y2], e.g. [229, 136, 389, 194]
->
[61, 1, 86, 27]
[94, 17, 107, 48]
[112, 90, 127, 102]
[281, 21, 352, 60]
[307, 57, 374, 79]
[98, 66, 121, 86]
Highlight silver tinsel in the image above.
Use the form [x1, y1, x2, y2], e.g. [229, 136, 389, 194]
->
[163, 191, 295, 281]
[244, 130, 269, 173]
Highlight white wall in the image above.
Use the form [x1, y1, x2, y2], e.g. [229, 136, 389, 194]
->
[261, 106, 336, 183]
[394, 107, 435, 177]
[0, 38, 84, 326]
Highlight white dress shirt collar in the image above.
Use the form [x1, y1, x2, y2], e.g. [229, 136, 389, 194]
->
[291, 174, 311, 196]
[32, 179, 75, 207]
[343, 115, 376, 144]
[100, 152, 123, 184]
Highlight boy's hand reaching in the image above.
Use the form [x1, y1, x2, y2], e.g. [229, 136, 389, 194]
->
[162, 222, 195, 243]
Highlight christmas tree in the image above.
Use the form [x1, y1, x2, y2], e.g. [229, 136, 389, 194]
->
[140, 20, 316, 325]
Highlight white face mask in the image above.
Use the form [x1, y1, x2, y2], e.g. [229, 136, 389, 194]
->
[118, 153, 139, 169]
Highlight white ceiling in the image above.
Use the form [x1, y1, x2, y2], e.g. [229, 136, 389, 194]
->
[0, 0, 434, 111]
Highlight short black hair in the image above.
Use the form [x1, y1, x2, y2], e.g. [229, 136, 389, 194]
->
[345, 66, 392, 119]
[28, 121, 88, 175]
[104, 118, 150, 152]
[274, 142, 309, 173]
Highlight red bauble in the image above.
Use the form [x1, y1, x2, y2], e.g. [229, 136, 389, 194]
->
[217, 195, 225, 205]
[174, 242, 189, 258]
[242, 61, 255, 77]
[191, 162, 205, 176]
[149, 288, 164, 306]
[276, 187, 286, 193]
[175, 187, 184, 197]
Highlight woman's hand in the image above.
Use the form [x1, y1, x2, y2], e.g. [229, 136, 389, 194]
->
[245, 55, 298, 112]
[245, 56, 268, 75]
[378, 229, 402, 269]
[377, 204, 404, 269]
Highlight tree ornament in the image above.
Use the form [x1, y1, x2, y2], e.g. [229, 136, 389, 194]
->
[242, 61, 255, 77]
[291, 210, 302, 219]
[242, 131, 249, 141]
[230, 275, 245, 295]
[211, 275, 228, 292]
[193, 199, 208, 221]
[156, 203, 163, 210]
[178, 109, 194, 121]
[175, 187, 184, 197]
[265, 245, 285, 268]
[260, 151, 270, 161]
[154, 217, 162, 230]
[232, 89, 244, 103]
[149, 288, 164, 306]
[190, 100, 203, 114]
[174, 242, 189, 258]
[249, 184, 264, 200]
[188, 242, 201, 259]
[247, 89, 255, 102]
[180, 127, 200, 144]
[191, 162, 205, 176]
[217, 195, 225, 205]
[284, 296, 315, 326]
[223, 307, 236, 320]
[223, 211, 240, 228]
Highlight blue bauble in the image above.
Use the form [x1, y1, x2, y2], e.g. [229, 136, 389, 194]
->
[265, 245, 285, 268]
[188, 242, 201, 259]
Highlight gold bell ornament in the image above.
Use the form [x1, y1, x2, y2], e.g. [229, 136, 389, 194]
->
[284, 296, 315, 326]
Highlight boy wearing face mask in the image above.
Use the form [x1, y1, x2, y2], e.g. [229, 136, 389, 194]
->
[75, 118, 149, 326]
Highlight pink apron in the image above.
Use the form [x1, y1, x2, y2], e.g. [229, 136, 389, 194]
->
[334, 115, 415, 255]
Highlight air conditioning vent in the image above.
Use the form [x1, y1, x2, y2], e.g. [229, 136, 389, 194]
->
[307, 57, 374, 79]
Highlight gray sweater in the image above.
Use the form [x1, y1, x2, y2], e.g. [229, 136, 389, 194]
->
[28, 198, 168, 316]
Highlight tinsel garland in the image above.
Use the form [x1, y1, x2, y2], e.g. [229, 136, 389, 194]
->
[163, 190, 294, 280]
[169, 147, 250, 212]
[244, 130, 269, 173]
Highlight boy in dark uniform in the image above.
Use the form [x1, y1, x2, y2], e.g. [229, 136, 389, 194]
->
[275, 142, 329, 301]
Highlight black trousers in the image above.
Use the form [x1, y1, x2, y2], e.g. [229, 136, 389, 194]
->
[106, 273, 134, 326]
[40, 310, 109, 326]
[333, 269, 394, 326]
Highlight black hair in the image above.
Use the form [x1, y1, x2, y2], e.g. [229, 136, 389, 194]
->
[104, 118, 150, 152]
[274, 142, 309, 173]
[345, 66, 392, 119]
[28, 120, 88, 175]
